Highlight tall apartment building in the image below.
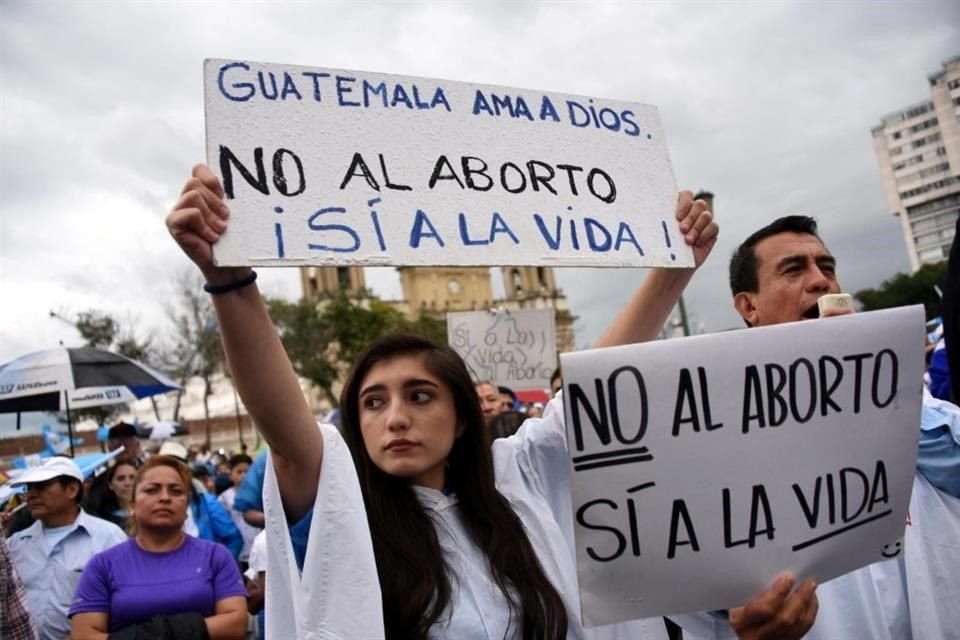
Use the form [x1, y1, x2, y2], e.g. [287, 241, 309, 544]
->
[871, 55, 960, 270]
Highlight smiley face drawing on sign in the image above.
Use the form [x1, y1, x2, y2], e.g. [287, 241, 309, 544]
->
[881, 538, 904, 558]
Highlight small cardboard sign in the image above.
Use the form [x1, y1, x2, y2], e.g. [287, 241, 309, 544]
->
[447, 309, 557, 389]
[560, 307, 925, 623]
[204, 59, 690, 268]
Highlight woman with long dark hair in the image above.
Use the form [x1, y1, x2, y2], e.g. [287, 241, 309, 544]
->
[166, 165, 816, 640]
[85, 461, 136, 531]
[339, 333, 569, 637]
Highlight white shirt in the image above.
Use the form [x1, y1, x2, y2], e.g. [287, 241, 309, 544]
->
[902, 472, 960, 640]
[245, 529, 267, 582]
[263, 399, 669, 639]
[8, 509, 126, 640]
[219, 486, 262, 562]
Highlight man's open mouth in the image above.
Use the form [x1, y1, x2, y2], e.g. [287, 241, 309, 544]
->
[802, 303, 820, 319]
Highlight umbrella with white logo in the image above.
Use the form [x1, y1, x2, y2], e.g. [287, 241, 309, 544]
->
[0, 347, 180, 455]
[65, 386, 141, 410]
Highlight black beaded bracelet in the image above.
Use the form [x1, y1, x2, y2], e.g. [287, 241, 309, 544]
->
[203, 270, 258, 295]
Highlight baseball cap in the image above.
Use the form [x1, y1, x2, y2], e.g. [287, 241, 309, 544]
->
[10, 456, 83, 487]
[158, 440, 189, 462]
[108, 422, 139, 439]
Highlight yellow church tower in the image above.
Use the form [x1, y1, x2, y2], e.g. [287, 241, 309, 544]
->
[299, 264, 576, 355]
[300, 266, 367, 301]
[396, 267, 494, 314]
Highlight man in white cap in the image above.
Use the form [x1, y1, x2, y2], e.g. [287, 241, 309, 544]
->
[7, 456, 126, 640]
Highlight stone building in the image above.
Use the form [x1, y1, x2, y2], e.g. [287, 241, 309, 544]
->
[299, 265, 576, 354]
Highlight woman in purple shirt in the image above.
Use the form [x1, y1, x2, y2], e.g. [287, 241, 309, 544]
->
[69, 456, 248, 640]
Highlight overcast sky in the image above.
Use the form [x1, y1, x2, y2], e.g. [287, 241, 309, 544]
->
[2, 0, 958, 368]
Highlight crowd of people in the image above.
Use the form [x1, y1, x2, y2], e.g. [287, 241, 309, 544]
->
[0, 425, 270, 640]
[0, 163, 956, 640]
[474, 380, 557, 443]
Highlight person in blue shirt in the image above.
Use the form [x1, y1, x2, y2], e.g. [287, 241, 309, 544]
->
[925, 323, 951, 401]
[190, 489, 243, 560]
[942, 217, 959, 402]
[232, 451, 266, 529]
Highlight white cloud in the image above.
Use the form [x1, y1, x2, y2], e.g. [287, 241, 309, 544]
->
[1, 0, 957, 364]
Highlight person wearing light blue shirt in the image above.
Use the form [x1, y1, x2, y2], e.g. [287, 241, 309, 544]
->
[7, 457, 126, 640]
[918, 387, 960, 498]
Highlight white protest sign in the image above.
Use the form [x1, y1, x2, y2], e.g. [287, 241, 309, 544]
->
[560, 306, 925, 624]
[448, 309, 557, 389]
[204, 59, 690, 268]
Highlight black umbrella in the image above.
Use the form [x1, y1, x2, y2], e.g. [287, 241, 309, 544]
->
[0, 347, 179, 456]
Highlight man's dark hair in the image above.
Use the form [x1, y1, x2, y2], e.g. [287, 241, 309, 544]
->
[228, 454, 253, 469]
[729, 215, 822, 295]
[497, 386, 517, 403]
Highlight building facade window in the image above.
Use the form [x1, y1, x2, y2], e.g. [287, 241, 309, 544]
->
[908, 194, 960, 268]
[512, 269, 523, 294]
[938, 210, 959, 226]
[915, 232, 941, 247]
[900, 176, 960, 200]
[894, 162, 951, 187]
[892, 148, 947, 171]
[908, 132, 942, 151]
[336, 267, 350, 289]
[908, 193, 959, 218]
[918, 246, 947, 263]
[904, 103, 932, 119]
[909, 117, 938, 134]
[911, 217, 938, 234]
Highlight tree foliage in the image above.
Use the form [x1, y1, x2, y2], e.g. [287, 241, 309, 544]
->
[267, 289, 447, 407]
[162, 272, 224, 443]
[74, 311, 119, 349]
[855, 261, 947, 320]
[267, 297, 340, 406]
[54, 310, 159, 424]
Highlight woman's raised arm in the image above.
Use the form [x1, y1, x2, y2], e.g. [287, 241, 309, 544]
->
[166, 164, 322, 521]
